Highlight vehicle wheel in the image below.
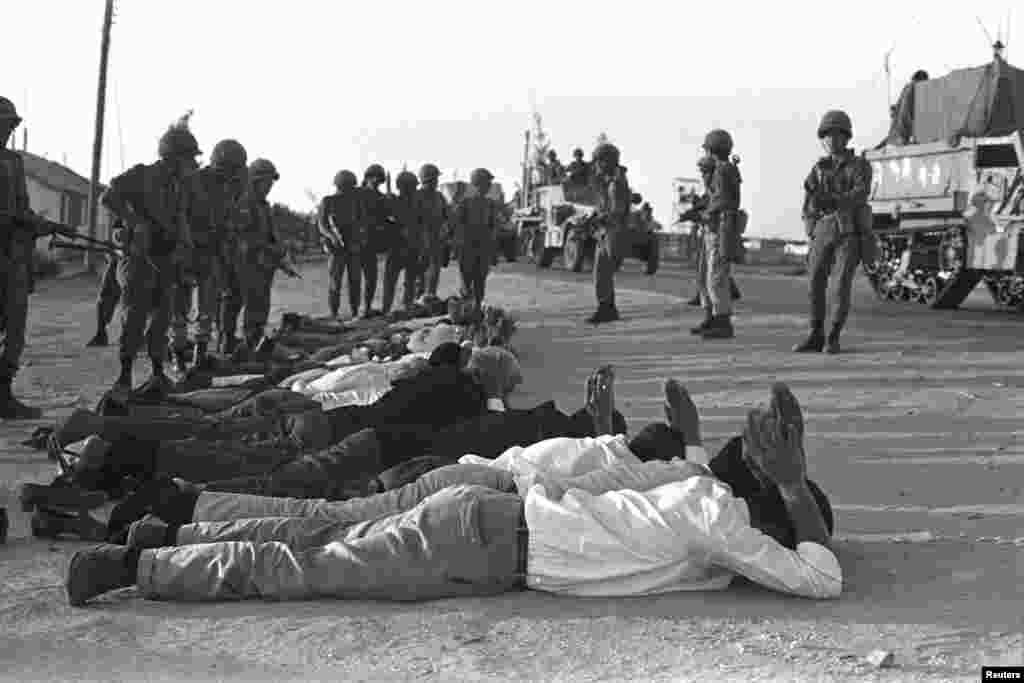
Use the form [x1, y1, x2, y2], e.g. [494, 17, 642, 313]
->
[532, 231, 548, 268]
[564, 237, 584, 272]
[919, 276, 939, 306]
[539, 247, 555, 268]
[645, 237, 660, 275]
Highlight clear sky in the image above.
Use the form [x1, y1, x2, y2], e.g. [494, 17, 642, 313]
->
[3, 0, 1020, 239]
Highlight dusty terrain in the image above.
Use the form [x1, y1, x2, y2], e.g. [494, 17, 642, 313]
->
[1, 257, 1022, 682]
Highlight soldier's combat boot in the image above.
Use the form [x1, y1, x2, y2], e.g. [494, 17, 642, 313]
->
[730, 278, 742, 301]
[793, 327, 825, 353]
[825, 326, 842, 355]
[85, 327, 109, 348]
[690, 309, 714, 335]
[700, 314, 735, 339]
[0, 380, 43, 420]
[687, 293, 702, 307]
[586, 304, 620, 325]
[66, 544, 139, 607]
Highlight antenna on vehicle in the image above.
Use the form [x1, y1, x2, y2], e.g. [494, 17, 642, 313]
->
[976, 16, 995, 52]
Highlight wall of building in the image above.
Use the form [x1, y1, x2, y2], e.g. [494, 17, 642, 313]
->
[25, 177, 113, 268]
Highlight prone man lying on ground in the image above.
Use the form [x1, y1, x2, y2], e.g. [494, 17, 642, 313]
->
[67, 369, 840, 605]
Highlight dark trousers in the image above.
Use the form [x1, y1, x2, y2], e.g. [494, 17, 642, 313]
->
[327, 248, 347, 316]
[382, 243, 424, 313]
[594, 229, 623, 308]
[345, 250, 379, 314]
[459, 249, 491, 307]
[96, 254, 122, 330]
[422, 240, 444, 298]
[117, 251, 176, 364]
[0, 234, 33, 380]
[221, 262, 275, 344]
[807, 218, 862, 332]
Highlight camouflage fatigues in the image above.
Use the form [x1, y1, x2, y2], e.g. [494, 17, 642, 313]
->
[453, 194, 501, 306]
[221, 195, 279, 344]
[802, 151, 872, 332]
[0, 148, 32, 381]
[352, 187, 392, 312]
[699, 158, 742, 317]
[414, 187, 449, 299]
[172, 166, 242, 349]
[101, 162, 189, 365]
[382, 194, 425, 313]
[319, 191, 364, 317]
[593, 172, 632, 309]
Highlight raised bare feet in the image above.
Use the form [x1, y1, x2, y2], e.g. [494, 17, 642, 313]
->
[584, 365, 616, 435]
[663, 379, 701, 447]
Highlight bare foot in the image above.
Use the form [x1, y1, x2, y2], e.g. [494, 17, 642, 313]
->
[663, 379, 701, 446]
[584, 365, 615, 435]
[769, 382, 804, 442]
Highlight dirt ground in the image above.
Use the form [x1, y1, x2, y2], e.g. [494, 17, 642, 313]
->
[1, 258, 1022, 682]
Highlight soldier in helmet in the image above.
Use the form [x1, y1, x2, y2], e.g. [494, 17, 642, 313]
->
[1, 96, 62, 418]
[169, 139, 248, 371]
[691, 129, 742, 339]
[793, 110, 872, 355]
[101, 113, 198, 394]
[318, 170, 363, 318]
[381, 170, 425, 314]
[686, 156, 742, 307]
[354, 164, 392, 318]
[586, 143, 631, 324]
[566, 147, 590, 186]
[415, 163, 449, 301]
[220, 158, 282, 353]
[452, 168, 501, 309]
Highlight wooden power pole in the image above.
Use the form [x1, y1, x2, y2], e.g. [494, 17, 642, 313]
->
[85, 0, 114, 270]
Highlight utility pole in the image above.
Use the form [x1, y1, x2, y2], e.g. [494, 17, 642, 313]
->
[85, 0, 114, 271]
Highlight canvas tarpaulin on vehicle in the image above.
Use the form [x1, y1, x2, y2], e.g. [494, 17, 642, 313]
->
[886, 57, 1024, 146]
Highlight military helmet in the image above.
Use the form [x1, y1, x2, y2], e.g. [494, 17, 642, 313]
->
[248, 158, 280, 181]
[209, 139, 248, 171]
[631, 192, 643, 205]
[364, 163, 387, 182]
[702, 129, 733, 156]
[0, 97, 22, 125]
[396, 170, 419, 190]
[817, 110, 853, 139]
[470, 168, 493, 185]
[592, 143, 620, 166]
[572, 147, 584, 157]
[334, 169, 357, 189]
[158, 126, 201, 160]
[419, 163, 441, 182]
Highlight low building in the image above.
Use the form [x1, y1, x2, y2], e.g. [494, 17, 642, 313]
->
[19, 151, 114, 267]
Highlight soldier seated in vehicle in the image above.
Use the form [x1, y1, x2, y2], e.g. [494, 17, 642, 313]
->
[565, 148, 590, 187]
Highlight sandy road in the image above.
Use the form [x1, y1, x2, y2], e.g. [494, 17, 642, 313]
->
[0, 258, 1021, 682]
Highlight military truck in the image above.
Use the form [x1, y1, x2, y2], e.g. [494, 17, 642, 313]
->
[439, 180, 518, 263]
[864, 46, 1024, 310]
[513, 179, 660, 274]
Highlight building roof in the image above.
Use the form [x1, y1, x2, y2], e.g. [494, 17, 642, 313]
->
[18, 151, 105, 196]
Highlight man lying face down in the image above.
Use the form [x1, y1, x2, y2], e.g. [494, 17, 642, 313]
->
[67, 370, 840, 606]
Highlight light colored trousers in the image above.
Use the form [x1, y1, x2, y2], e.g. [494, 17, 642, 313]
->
[137, 464, 522, 602]
[697, 229, 733, 316]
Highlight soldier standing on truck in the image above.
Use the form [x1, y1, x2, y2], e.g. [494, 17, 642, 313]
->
[692, 129, 742, 340]
[381, 171, 424, 315]
[101, 115, 198, 394]
[220, 158, 283, 354]
[415, 163, 449, 302]
[452, 168, 501, 309]
[356, 164, 392, 318]
[169, 138, 248, 372]
[319, 170, 363, 319]
[793, 110, 872, 355]
[566, 148, 590, 186]
[586, 143, 631, 324]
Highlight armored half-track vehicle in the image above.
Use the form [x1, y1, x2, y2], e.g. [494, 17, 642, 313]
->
[864, 49, 1024, 310]
[513, 179, 660, 274]
[440, 180, 518, 264]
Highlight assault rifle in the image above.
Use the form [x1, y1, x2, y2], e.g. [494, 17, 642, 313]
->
[31, 217, 123, 255]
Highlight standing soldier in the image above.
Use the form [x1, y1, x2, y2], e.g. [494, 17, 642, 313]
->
[686, 156, 742, 307]
[170, 139, 248, 371]
[220, 158, 282, 354]
[1, 96, 59, 418]
[356, 164, 392, 318]
[415, 163, 449, 302]
[381, 171, 424, 315]
[452, 168, 501, 309]
[319, 170, 363, 319]
[793, 110, 872, 355]
[101, 115, 197, 394]
[586, 143, 631, 324]
[84, 250, 121, 347]
[692, 129, 742, 340]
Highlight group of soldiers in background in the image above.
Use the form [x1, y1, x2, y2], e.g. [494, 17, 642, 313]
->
[317, 163, 503, 318]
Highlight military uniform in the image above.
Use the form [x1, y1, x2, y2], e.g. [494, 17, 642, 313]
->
[171, 163, 243, 362]
[102, 160, 191, 390]
[86, 252, 121, 346]
[355, 182, 391, 316]
[589, 148, 631, 323]
[698, 156, 741, 332]
[382, 175, 426, 314]
[453, 173, 501, 308]
[795, 110, 872, 354]
[222, 190, 279, 348]
[320, 187, 363, 318]
[0, 136, 43, 418]
[415, 173, 449, 300]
